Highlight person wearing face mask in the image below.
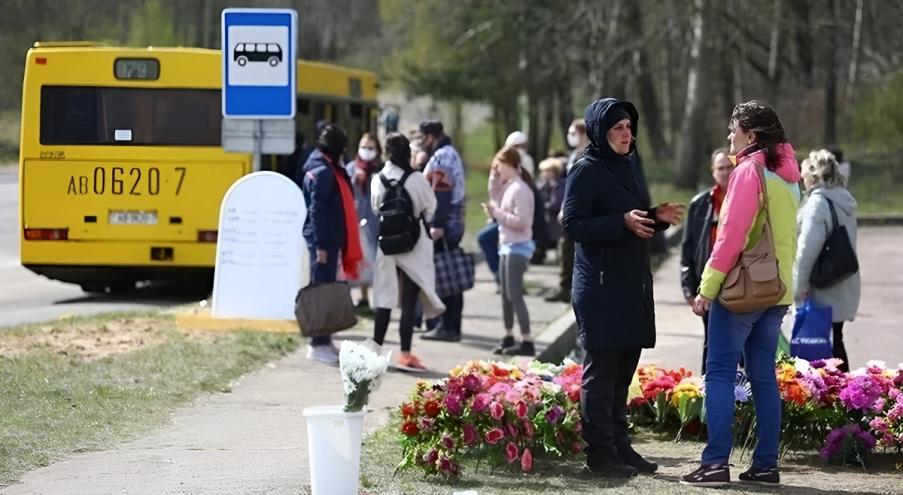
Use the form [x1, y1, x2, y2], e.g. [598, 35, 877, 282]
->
[346, 133, 383, 310]
[680, 148, 735, 374]
[562, 98, 684, 478]
[546, 119, 589, 304]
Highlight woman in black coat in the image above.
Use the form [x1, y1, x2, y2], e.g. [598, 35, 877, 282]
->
[562, 98, 684, 478]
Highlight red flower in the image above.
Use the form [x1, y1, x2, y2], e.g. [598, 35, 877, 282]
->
[424, 400, 441, 417]
[515, 400, 528, 419]
[522, 419, 535, 438]
[504, 442, 519, 463]
[490, 401, 505, 421]
[505, 422, 518, 438]
[401, 421, 419, 436]
[521, 448, 534, 472]
[401, 402, 417, 418]
[485, 427, 505, 444]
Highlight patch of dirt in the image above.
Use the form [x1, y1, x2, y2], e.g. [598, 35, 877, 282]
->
[0, 316, 179, 361]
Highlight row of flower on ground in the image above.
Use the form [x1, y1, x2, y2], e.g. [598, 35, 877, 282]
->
[395, 357, 903, 477]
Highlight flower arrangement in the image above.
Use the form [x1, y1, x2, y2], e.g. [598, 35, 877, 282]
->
[396, 360, 583, 477]
[339, 339, 390, 412]
[624, 357, 903, 460]
[396, 357, 902, 478]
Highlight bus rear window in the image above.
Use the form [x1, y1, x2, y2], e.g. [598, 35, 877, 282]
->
[40, 86, 221, 146]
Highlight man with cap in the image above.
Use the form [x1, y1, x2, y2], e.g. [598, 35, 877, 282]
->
[419, 120, 468, 342]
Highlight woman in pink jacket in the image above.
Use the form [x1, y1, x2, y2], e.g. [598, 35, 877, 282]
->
[483, 146, 536, 356]
[682, 101, 801, 488]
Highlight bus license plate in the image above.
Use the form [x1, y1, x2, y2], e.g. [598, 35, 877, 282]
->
[109, 210, 158, 225]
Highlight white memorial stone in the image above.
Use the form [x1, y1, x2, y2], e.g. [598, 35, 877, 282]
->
[212, 171, 308, 319]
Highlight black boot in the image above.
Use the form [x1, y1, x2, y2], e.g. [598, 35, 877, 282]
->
[585, 455, 638, 479]
[492, 335, 516, 355]
[617, 444, 658, 474]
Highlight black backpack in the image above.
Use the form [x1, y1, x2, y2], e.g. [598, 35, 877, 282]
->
[377, 171, 421, 255]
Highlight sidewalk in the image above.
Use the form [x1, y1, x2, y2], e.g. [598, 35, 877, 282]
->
[5, 227, 901, 494]
[3, 261, 570, 495]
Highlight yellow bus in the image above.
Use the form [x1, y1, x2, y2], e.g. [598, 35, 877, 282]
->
[19, 41, 379, 293]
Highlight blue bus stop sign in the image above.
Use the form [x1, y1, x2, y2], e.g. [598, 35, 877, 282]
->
[221, 8, 297, 119]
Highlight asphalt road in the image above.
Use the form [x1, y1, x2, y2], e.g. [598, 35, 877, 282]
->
[0, 167, 198, 328]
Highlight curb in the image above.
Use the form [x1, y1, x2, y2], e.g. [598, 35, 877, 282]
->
[857, 214, 903, 226]
[534, 225, 683, 364]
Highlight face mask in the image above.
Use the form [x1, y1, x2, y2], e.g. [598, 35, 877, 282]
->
[358, 148, 378, 162]
[567, 133, 580, 148]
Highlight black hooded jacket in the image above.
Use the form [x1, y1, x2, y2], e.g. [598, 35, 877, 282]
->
[561, 98, 669, 352]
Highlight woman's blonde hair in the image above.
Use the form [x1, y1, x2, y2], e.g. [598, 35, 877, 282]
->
[801, 149, 846, 190]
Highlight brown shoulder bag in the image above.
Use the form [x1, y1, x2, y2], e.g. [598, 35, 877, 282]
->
[717, 165, 787, 313]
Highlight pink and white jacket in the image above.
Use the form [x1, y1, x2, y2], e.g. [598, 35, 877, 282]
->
[699, 143, 801, 306]
[489, 174, 534, 245]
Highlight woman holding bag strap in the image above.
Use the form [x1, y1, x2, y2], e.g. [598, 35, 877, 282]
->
[682, 101, 801, 488]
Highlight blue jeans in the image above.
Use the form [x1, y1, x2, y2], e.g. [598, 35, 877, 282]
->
[477, 222, 500, 283]
[702, 300, 787, 469]
[308, 245, 338, 347]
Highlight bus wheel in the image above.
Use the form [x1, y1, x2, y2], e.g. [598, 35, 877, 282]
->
[268, 56, 279, 66]
[237, 56, 248, 67]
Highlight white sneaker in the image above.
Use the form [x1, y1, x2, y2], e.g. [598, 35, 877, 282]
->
[327, 341, 341, 357]
[306, 345, 339, 365]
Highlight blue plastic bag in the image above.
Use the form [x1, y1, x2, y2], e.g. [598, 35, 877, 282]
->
[790, 298, 833, 360]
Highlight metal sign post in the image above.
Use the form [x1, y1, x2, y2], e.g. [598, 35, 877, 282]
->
[221, 8, 298, 166]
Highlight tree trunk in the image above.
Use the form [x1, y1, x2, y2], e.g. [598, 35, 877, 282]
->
[766, 0, 784, 98]
[790, 0, 814, 88]
[842, 0, 863, 138]
[675, 0, 713, 189]
[556, 66, 574, 142]
[625, 0, 670, 161]
[823, 0, 838, 147]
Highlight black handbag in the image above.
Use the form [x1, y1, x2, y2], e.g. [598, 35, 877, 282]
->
[294, 282, 358, 337]
[810, 197, 859, 288]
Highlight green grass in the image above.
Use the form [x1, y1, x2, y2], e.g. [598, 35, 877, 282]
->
[0, 312, 299, 485]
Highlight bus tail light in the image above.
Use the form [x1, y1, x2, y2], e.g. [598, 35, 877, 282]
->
[197, 230, 218, 243]
[35, 57, 47, 65]
[25, 228, 68, 240]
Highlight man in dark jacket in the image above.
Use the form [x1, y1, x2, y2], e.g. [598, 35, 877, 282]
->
[300, 124, 350, 365]
[562, 98, 684, 478]
[680, 148, 733, 374]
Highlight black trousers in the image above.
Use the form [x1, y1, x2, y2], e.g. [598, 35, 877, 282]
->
[373, 269, 419, 352]
[833, 322, 849, 372]
[581, 348, 642, 463]
[559, 234, 574, 294]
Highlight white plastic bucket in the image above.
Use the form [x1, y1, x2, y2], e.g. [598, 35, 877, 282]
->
[302, 405, 366, 495]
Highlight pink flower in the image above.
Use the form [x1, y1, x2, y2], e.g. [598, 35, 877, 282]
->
[418, 417, 434, 431]
[445, 393, 463, 416]
[462, 423, 478, 445]
[521, 448, 534, 472]
[422, 448, 439, 465]
[506, 422, 518, 438]
[463, 374, 481, 392]
[490, 401, 505, 421]
[438, 456, 459, 475]
[489, 382, 511, 394]
[515, 400, 528, 419]
[472, 393, 492, 413]
[485, 427, 505, 444]
[441, 434, 455, 450]
[504, 442, 519, 463]
[522, 419, 535, 438]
